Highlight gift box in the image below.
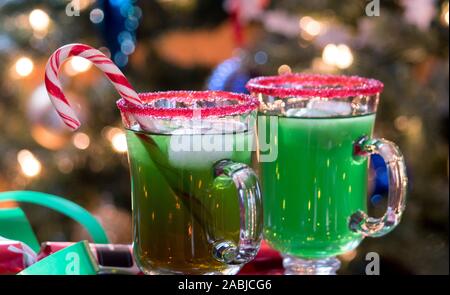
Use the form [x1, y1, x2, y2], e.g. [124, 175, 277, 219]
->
[0, 238, 36, 275]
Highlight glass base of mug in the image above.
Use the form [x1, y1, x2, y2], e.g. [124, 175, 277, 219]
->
[143, 265, 242, 275]
[283, 255, 341, 275]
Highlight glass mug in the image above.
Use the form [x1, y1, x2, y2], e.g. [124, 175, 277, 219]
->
[117, 91, 263, 274]
[246, 74, 408, 274]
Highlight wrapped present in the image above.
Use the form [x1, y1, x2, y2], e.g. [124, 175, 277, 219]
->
[0, 237, 36, 275]
[0, 191, 109, 275]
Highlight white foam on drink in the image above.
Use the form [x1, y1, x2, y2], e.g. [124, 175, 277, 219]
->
[167, 120, 249, 169]
[286, 100, 352, 118]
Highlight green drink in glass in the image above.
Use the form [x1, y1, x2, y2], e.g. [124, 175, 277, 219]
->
[247, 74, 408, 274]
[261, 114, 375, 258]
[118, 91, 263, 275]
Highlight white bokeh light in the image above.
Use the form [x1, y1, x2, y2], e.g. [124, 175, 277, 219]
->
[322, 44, 354, 69]
[17, 150, 42, 177]
[29, 9, 50, 32]
[111, 131, 128, 153]
[15, 57, 34, 77]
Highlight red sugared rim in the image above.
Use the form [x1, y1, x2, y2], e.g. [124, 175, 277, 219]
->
[116, 90, 259, 118]
[246, 74, 384, 98]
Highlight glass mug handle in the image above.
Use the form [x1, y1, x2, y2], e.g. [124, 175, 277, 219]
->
[211, 160, 263, 265]
[350, 136, 408, 237]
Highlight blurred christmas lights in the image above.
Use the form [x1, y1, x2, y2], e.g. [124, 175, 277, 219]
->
[90, 1, 141, 67]
[17, 150, 42, 178]
[299, 16, 323, 39]
[76, 0, 94, 11]
[111, 132, 128, 153]
[394, 116, 409, 132]
[278, 64, 292, 75]
[104, 127, 120, 141]
[441, 2, 449, 26]
[28, 9, 50, 32]
[72, 132, 90, 150]
[322, 44, 354, 69]
[56, 156, 74, 174]
[90, 8, 104, 24]
[14, 57, 34, 77]
[105, 127, 128, 153]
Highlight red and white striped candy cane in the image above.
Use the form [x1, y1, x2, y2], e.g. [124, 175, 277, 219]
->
[45, 43, 142, 130]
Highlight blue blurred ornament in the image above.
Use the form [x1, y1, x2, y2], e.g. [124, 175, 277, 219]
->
[93, 0, 141, 67]
[370, 154, 389, 206]
[207, 56, 250, 93]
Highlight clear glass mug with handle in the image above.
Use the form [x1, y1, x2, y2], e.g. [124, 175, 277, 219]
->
[117, 90, 263, 275]
[246, 74, 408, 274]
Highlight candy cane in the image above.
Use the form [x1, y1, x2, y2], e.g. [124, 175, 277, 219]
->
[44, 43, 142, 130]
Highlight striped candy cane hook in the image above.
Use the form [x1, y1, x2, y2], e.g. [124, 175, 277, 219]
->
[45, 43, 142, 130]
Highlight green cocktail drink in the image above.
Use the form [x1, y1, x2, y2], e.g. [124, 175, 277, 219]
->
[117, 91, 263, 275]
[247, 74, 407, 275]
[261, 114, 375, 258]
[126, 128, 252, 274]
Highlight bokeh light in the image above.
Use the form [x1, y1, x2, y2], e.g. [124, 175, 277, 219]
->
[322, 44, 354, 69]
[56, 156, 74, 174]
[17, 149, 42, 177]
[105, 127, 128, 153]
[299, 16, 322, 37]
[72, 132, 90, 150]
[77, 0, 94, 10]
[14, 57, 34, 77]
[278, 64, 292, 75]
[28, 9, 50, 32]
[111, 132, 128, 153]
[441, 2, 449, 26]
[90, 8, 105, 24]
